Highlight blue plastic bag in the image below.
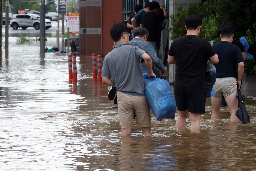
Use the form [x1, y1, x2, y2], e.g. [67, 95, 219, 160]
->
[239, 36, 250, 52]
[247, 53, 254, 59]
[211, 88, 216, 97]
[144, 76, 176, 121]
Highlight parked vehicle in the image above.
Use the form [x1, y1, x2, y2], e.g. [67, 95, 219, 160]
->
[2, 13, 12, 25]
[45, 12, 58, 21]
[10, 13, 51, 30]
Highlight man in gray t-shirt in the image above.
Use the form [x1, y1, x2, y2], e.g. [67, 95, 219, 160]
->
[102, 23, 155, 137]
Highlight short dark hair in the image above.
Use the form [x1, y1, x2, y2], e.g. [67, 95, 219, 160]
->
[110, 23, 129, 42]
[158, 8, 164, 15]
[149, 1, 160, 11]
[134, 27, 149, 38]
[144, 2, 150, 8]
[185, 14, 202, 30]
[134, 4, 143, 13]
[127, 11, 133, 18]
[218, 21, 235, 35]
[221, 24, 235, 38]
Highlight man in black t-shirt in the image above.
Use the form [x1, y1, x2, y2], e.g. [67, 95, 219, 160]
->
[141, 1, 168, 51]
[211, 24, 244, 123]
[168, 14, 218, 133]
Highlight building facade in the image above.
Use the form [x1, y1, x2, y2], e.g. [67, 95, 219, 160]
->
[78, 0, 200, 69]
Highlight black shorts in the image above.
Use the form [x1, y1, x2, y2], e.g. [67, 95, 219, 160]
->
[174, 86, 206, 113]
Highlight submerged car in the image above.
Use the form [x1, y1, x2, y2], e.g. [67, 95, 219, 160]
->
[10, 13, 51, 30]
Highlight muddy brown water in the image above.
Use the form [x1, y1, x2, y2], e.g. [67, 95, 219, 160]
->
[0, 38, 256, 170]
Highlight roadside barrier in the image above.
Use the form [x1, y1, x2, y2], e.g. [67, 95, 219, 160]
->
[97, 55, 102, 82]
[73, 56, 77, 84]
[68, 54, 73, 84]
[92, 53, 97, 79]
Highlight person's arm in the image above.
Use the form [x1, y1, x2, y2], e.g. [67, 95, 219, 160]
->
[146, 43, 165, 72]
[209, 54, 219, 64]
[142, 53, 156, 78]
[160, 4, 168, 19]
[131, 18, 137, 28]
[102, 77, 115, 87]
[237, 62, 244, 88]
[162, 21, 166, 30]
[127, 22, 133, 29]
[168, 55, 176, 64]
[168, 42, 176, 64]
[242, 52, 247, 61]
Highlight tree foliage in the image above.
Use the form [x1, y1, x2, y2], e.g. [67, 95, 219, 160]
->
[169, 2, 201, 40]
[67, 1, 78, 13]
[5, 0, 56, 14]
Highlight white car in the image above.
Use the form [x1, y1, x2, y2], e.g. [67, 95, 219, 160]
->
[10, 13, 51, 30]
[45, 12, 58, 21]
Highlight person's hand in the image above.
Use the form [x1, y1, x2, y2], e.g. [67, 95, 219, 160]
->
[161, 66, 167, 75]
[148, 72, 156, 78]
[160, 4, 165, 9]
[237, 80, 242, 89]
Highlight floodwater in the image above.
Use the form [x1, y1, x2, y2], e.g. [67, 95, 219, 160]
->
[1, 37, 256, 170]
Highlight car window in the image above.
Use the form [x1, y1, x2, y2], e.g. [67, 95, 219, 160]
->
[24, 15, 31, 19]
[16, 15, 24, 18]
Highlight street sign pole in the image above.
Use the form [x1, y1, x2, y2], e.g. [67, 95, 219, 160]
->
[40, 0, 45, 54]
[0, 0, 2, 52]
[62, 12, 64, 52]
[59, 0, 66, 52]
[5, 0, 9, 50]
[57, 0, 59, 49]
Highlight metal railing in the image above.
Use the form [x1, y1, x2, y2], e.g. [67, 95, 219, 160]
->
[122, 0, 143, 21]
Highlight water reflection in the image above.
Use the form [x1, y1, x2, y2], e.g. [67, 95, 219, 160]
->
[0, 38, 256, 170]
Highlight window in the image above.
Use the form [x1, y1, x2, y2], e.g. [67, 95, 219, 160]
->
[24, 15, 31, 19]
[16, 15, 24, 18]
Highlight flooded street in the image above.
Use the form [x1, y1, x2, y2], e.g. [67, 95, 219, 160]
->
[1, 37, 256, 170]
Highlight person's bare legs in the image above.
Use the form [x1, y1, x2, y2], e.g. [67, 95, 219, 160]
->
[141, 127, 152, 137]
[176, 110, 189, 131]
[121, 127, 132, 136]
[211, 96, 222, 120]
[225, 92, 240, 122]
[190, 113, 201, 133]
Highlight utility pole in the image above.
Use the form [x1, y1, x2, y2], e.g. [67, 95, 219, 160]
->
[58, 0, 66, 52]
[0, 0, 2, 50]
[57, 0, 59, 49]
[5, 0, 9, 50]
[62, 8, 64, 52]
[40, 0, 45, 54]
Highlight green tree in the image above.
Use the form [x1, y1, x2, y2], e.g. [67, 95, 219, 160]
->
[45, 2, 57, 13]
[199, 15, 219, 42]
[169, 2, 201, 40]
[169, 1, 219, 41]
[8, 0, 56, 13]
[169, 0, 256, 76]
[67, 1, 78, 13]
[216, 0, 256, 41]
